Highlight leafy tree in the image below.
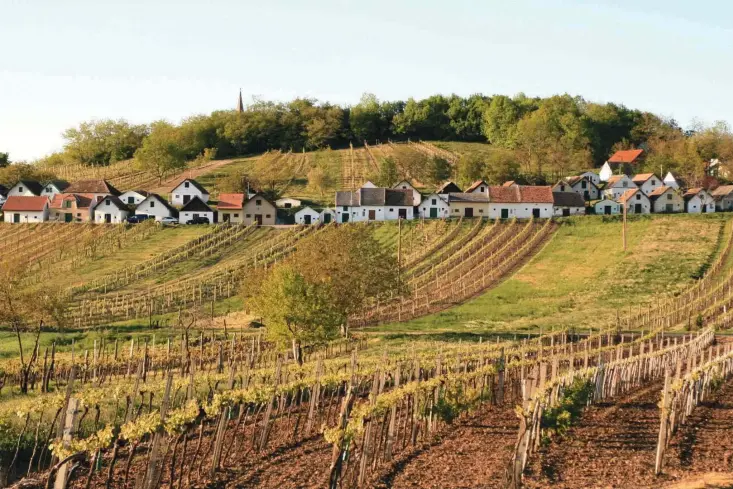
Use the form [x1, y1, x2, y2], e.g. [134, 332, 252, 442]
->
[0, 153, 8, 168]
[376, 157, 399, 187]
[349, 93, 383, 142]
[482, 95, 535, 148]
[62, 119, 149, 165]
[456, 153, 485, 186]
[307, 165, 334, 196]
[484, 149, 521, 184]
[447, 94, 489, 141]
[134, 122, 186, 184]
[251, 265, 343, 364]
[426, 156, 452, 185]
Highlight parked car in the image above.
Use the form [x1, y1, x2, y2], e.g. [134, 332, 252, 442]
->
[160, 216, 179, 225]
[186, 216, 210, 225]
[127, 214, 152, 224]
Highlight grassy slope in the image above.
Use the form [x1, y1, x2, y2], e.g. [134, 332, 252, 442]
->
[370, 214, 729, 336]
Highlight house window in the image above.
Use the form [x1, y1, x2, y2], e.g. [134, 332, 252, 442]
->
[150, 201, 155, 207]
[256, 199, 262, 205]
[431, 199, 436, 205]
[651, 180, 656, 185]
[480, 186, 485, 192]
[128, 197, 134, 204]
[284, 203, 291, 208]
[636, 194, 641, 200]
[46, 186, 52, 192]
[76, 213, 81, 217]
[18, 187, 23, 193]
[184, 182, 190, 188]
[64, 201, 72, 209]
[667, 194, 672, 200]
[342, 206, 348, 211]
[246, 214, 251, 218]
[454, 209, 459, 213]
[479, 209, 484, 213]
[622, 181, 627, 187]
[389, 208, 394, 212]
[581, 181, 587, 189]
[106, 200, 111, 206]
[234, 214, 239, 218]
[266, 214, 271, 218]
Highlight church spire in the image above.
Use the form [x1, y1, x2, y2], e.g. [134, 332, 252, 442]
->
[236, 89, 244, 113]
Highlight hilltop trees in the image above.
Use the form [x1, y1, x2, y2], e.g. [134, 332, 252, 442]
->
[0, 153, 9, 168]
[62, 119, 149, 166]
[134, 122, 186, 184]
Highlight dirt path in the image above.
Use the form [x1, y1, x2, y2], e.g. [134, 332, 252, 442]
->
[372, 403, 519, 489]
[148, 159, 239, 195]
[524, 382, 672, 489]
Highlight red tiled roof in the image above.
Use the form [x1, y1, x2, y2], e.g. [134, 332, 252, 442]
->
[2, 196, 49, 211]
[606, 175, 632, 187]
[519, 186, 554, 203]
[49, 193, 96, 210]
[608, 149, 644, 164]
[502, 181, 516, 187]
[465, 180, 488, 193]
[488, 186, 520, 203]
[683, 188, 704, 198]
[217, 193, 245, 210]
[647, 186, 673, 198]
[617, 188, 641, 203]
[632, 173, 657, 184]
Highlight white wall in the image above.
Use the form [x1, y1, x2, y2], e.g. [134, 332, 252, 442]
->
[639, 178, 663, 196]
[120, 191, 147, 206]
[621, 194, 651, 214]
[449, 201, 490, 218]
[180, 210, 214, 223]
[652, 193, 684, 213]
[219, 210, 243, 224]
[594, 200, 621, 215]
[488, 203, 553, 219]
[4, 209, 48, 223]
[94, 208, 129, 223]
[295, 209, 320, 224]
[553, 206, 585, 217]
[171, 182, 208, 206]
[571, 180, 599, 200]
[579, 172, 600, 186]
[337, 205, 414, 222]
[8, 185, 37, 197]
[419, 195, 450, 219]
[136, 198, 175, 221]
[686, 194, 715, 213]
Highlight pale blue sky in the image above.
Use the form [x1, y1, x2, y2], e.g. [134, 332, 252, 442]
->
[2, 0, 732, 161]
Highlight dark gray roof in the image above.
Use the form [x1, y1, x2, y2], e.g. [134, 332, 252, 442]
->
[447, 192, 490, 203]
[336, 188, 412, 207]
[46, 180, 70, 191]
[16, 180, 44, 195]
[437, 181, 462, 193]
[99, 195, 129, 212]
[0, 184, 7, 197]
[180, 196, 214, 213]
[335, 190, 359, 206]
[552, 191, 585, 207]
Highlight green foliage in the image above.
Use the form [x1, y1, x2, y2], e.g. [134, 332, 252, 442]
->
[62, 119, 149, 166]
[456, 154, 485, 187]
[134, 121, 186, 183]
[541, 377, 594, 442]
[426, 156, 452, 185]
[0, 163, 57, 187]
[376, 157, 399, 187]
[0, 152, 9, 168]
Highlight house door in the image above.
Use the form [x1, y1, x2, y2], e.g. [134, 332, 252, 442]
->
[465, 208, 473, 218]
[342, 213, 349, 223]
[64, 213, 73, 223]
[532, 208, 541, 218]
[368, 210, 376, 220]
[105, 214, 111, 223]
[223, 213, 230, 222]
[429, 207, 438, 218]
[604, 205, 612, 215]
[562, 208, 570, 217]
[254, 214, 263, 225]
[323, 213, 332, 224]
[501, 209, 509, 219]
[666, 204, 673, 213]
[584, 191, 589, 200]
[398, 209, 407, 219]
[304, 215, 312, 224]
[183, 195, 191, 204]
[13, 213, 19, 223]
[634, 204, 642, 214]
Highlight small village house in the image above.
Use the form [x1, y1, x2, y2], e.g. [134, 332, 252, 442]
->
[64, 179, 120, 199]
[578, 171, 600, 186]
[8, 180, 44, 197]
[606, 149, 644, 175]
[170, 179, 209, 206]
[295, 206, 320, 225]
[465, 180, 489, 194]
[552, 176, 599, 201]
[42, 180, 70, 197]
[552, 192, 586, 216]
[242, 193, 276, 225]
[319, 208, 336, 224]
[217, 193, 245, 224]
[119, 190, 149, 206]
[603, 175, 637, 200]
[684, 188, 716, 213]
[648, 186, 684, 213]
[2, 196, 50, 223]
[335, 186, 414, 222]
[594, 198, 621, 215]
[711, 185, 733, 211]
[135, 194, 179, 221]
[448, 193, 489, 218]
[275, 197, 302, 209]
[617, 188, 651, 214]
[632, 173, 663, 196]
[392, 180, 422, 206]
[663, 172, 680, 189]
[419, 193, 450, 219]
[436, 181, 462, 195]
[180, 196, 215, 223]
[488, 186, 554, 219]
[49, 193, 99, 222]
[94, 196, 130, 223]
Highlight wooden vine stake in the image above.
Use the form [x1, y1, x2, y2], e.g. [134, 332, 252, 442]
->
[655, 367, 671, 475]
[53, 398, 79, 489]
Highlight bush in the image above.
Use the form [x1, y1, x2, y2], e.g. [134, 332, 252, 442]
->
[541, 377, 594, 443]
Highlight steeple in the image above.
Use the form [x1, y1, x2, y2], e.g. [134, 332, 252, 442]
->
[236, 89, 244, 113]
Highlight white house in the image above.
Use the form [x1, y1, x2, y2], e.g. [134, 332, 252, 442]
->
[64, 180, 120, 199]
[135, 194, 179, 221]
[663, 172, 680, 189]
[488, 186, 554, 219]
[711, 185, 733, 212]
[119, 190, 149, 206]
[295, 206, 320, 225]
[392, 180, 422, 206]
[8, 180, 44, 197]
[180, 196, 215, 224]
[447, 193, 489, 218]
[41, 180, 69, 197]
[465, 180, 489, 195]
[241, 194, 277, 225]
[648, 186, 684, 213]
[275, 197, 302, 209]
[594, 198, 621, 215]
[319, 208, 336, 224]
[552, 192, 586, 217]
[436, 181, 462, 196]
[599, 162, 614, 182]
[335, 185, 414, 222]
[632, 173, 663, 196]
[170, 179, 209, 206]
[617, 188, 651, 214]
[217, 193, 245, 224]
[94, 196, 130, 223]
[684, 188, 716, 214]
[552, 176, 599, 201]
[2, 196, 49, 223]
[578, 171, 600, 186]
[419, 193, 451, 219]
[603, 175, 637, 200]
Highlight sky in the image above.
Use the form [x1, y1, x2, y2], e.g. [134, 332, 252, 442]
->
[2, 0, 733, 161]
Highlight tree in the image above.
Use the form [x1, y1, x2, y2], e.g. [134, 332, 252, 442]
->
[0, 153, 9, 168]
[426, 156, 452, 185]
[251, 265, 343, 364]
[349, 93, 383, 142]
[456, 154, 485, 186]
[307, 165, 334, 197]
[376, 157, 399, 187]
[482, 95, 526, 148]
[484, 149, 521, 184]
[62, 119, 149, 165]
[134, 122, 186, 184]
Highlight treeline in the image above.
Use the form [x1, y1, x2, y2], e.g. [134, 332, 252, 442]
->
[4, 92, 732, 186]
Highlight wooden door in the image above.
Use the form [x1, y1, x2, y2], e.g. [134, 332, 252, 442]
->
[304, 215, 312, 224]
[368, 210, 376, 220]
[255, 214, 263, 225]
[323, 213, 332, 223]
[64, 213, 73, 223]
[13, 213, 19, 223]
[634, 204, 642, 214]
[342, 213, 349, 223]
[604, 206, 611, 215]
[464, 208, 473, 218]
[398, 209, 407, 219]
[532, 209, 540, 218]
[562, 208, 570, 217]
[429, 207, 438, 218]
[501, 209, 509, 219]
[105, 214, 111, 223]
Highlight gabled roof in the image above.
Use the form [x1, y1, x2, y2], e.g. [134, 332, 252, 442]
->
[564, 176, 599, 189]
[436, 181, 462, 193]
[97, 195, 129, 212]
[552, 191, 585, 207]
[392, 180, 415, 190]
[608, 149, 644, 164]
[488, 186, 520, 203]
[217, 193, 245, 210]
[710, 185, 733, 199]
[45, 180, 70, 191]
[447, 192, 490, 203]
[65, 179, 120, 195]
[180, 196, 214, 213]
[173, 179, 209, 195]
[520, 186, 554, 203]
[0, 184, 7, 197]
[49, 193, 96, 210]
[683, 188, 709, 201]
[244, 193, 275, 208]
[465, 180, 489, 193]
[632, 173, 659, 185]
[336, 188, 413, 207]
[502, 180, 517, 187]
[121, 189, 149, 197]
[138, 194, 178, 215]
[295, 206, 320, 216]
[606, 175, 634, 188]
[2, 196, 48, 211]
[647, 186, 677, 200]
[617, 188, 646, 203]
[13, 180, 44, 195]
